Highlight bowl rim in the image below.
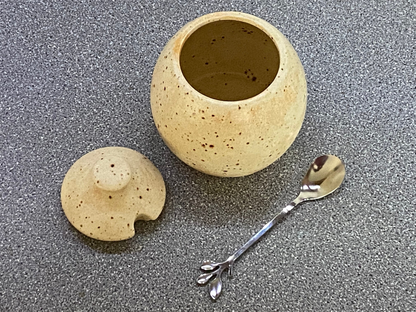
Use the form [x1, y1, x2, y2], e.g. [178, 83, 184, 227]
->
[171, 11, 291, 107]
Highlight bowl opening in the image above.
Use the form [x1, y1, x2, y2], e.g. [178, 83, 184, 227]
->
[180, 20, 280, 101]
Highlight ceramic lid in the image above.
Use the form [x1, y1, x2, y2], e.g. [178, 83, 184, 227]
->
[61, 147, 166, 241]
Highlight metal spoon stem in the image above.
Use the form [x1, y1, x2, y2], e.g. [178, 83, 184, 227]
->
[230, 196, 302, 263]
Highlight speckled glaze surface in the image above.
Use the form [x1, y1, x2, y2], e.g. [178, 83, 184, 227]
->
[151, 12, 307, 177]
[61, 147, 166, 241]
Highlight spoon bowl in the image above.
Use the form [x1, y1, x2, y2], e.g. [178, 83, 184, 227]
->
[299, 155, 346, 201]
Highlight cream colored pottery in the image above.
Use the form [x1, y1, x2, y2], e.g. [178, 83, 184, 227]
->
[151, 12, 307, 177]
[61, 147, 166, 241]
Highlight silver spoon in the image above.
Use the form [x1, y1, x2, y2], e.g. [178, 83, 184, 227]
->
[197, 155, 346, 300]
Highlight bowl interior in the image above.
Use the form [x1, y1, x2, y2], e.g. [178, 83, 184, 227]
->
[180, 20, 280, 101]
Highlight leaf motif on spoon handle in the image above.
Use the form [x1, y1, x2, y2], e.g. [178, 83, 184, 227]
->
[197, 260, 231, 299]
[197, 272, 215, 285]
[200, 260, 219, 271]
[208, 276, 223, 300]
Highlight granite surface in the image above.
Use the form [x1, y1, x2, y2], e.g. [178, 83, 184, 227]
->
[1, 0, 415, 311]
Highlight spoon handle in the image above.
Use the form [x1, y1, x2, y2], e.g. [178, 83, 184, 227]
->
[197, 196, 303, 300]
[229, 196, 303, 263]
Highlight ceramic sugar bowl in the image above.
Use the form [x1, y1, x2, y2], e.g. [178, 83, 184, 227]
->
[151, 12, 307, 177]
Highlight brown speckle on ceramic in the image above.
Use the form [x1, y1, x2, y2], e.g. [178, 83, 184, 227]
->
[61, 147, 166, 241]
[151, 12, 307, 177]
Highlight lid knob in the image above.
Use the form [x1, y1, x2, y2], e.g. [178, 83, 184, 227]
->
[93, 156, 131, 191]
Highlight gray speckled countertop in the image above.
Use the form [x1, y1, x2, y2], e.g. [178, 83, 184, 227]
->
[1, 1, 415, 311]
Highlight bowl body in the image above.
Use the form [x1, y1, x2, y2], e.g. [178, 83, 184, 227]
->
[151, 12, 307, 177]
